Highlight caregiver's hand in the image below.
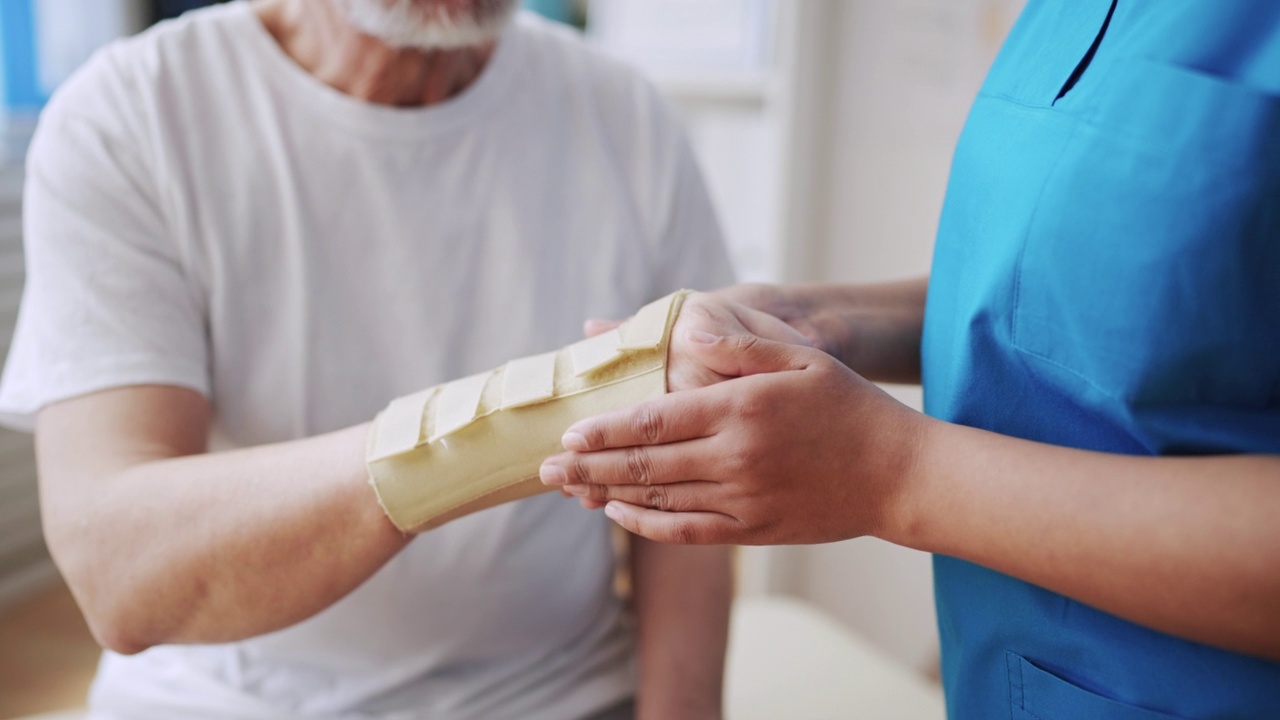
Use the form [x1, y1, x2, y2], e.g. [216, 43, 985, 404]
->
[560, 291, 813, 509]
[540, 332, 933, 545]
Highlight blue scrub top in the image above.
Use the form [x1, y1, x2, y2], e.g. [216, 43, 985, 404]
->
[922, 0, 1280, 717]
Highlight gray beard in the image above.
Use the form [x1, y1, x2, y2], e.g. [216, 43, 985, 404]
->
[335, 0, 519, 50]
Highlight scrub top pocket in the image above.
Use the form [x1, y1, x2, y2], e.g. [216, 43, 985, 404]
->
[1011, 58, 1280, 451]
[1006, 652, 1187, 720]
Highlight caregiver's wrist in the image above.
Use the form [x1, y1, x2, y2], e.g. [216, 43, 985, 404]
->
[769, 283, 849, 357]
[875, 412, 946, 550]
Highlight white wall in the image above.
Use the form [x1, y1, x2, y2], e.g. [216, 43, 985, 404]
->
[770, 0, 1024, 673]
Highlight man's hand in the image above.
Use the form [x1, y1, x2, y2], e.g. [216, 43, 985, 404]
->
[540, 330, 931, 545]
[663, 291, 813, 392]
[708, 283, 832, 352]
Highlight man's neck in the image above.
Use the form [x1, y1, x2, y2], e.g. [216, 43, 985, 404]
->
[254, 0, 496, 107]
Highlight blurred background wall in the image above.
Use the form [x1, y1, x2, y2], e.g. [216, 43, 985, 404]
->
[0, 0, 1026, 683]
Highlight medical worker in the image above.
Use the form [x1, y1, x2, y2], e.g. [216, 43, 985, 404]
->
[541, 1, 1280, 716]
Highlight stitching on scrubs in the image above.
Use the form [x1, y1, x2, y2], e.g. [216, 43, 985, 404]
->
[979, 92, 1068, 112]
[1009, 120, 1080, 352]
[1005, 650, 1020, 720]
[1001, 109, 1198, 410]
[1007, 653, 1059, 720]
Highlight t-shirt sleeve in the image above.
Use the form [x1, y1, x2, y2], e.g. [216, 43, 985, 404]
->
[653, 133, 737, 294]
[645, 95, 737, 297]
[0, 71, 209, 431]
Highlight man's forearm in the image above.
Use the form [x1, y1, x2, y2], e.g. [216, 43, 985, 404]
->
[892, 420, 1280, 659]
[632, 538, 731, 720]
[39, 390, 407, 654]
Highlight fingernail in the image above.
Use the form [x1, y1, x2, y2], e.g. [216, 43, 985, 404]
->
[562, 431, 589, 451]
[688, 330, 720, 344]
[563, 484, 589, 497]
[540, 464, 568, 486]
[604, 503, 624, 523]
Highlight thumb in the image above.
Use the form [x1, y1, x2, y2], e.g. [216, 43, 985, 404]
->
[685, 330, 813, 377]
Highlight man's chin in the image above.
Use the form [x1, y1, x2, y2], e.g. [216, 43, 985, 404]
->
[338, 0, 519, 50]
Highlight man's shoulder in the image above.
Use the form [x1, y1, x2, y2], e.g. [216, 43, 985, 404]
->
[508, 13, 665, 107]
[45, 3, 249, 122]
[506, 12, 683, 157]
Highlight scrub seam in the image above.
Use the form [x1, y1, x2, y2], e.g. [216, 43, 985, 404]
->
[1010, 121, 1079, 351]
[1005, 109, 1157, 406]
[979, 92, 1059, 112]
[1005, 650, 1020, 720]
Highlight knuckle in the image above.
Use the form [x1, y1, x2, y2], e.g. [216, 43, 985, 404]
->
[632, 407, 664, 445]
[723, 441, 758, 476]
[683, 295, 714, 319]
[568, 455, 594, 485]
[670, 519, 702, 545]
[643, 485, 669, 512]
[735, 334, 761, 353]
[625, 447, 655, 486]
[582, 425, 606, 450]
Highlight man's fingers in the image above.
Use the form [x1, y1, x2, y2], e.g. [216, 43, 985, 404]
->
[563, 479, 720, 512]
[602, 502, 739, 544]
[560, 388, 727, 452]
[541, 439, 709, 487]
[583, 318, 624, 338]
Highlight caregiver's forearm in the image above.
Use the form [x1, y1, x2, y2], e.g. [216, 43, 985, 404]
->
[894, 420, 1280, 659]
[718, 277, 927, 383]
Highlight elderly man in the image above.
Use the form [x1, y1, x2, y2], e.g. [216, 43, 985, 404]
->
[0, 0, 736, 718]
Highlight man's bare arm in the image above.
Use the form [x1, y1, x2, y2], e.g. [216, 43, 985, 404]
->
[632, 539, 730, 720]
[37, 385, 408, 654]
[39, 292, 811, 655]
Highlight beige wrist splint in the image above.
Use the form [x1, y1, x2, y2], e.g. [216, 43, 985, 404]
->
[367, 291, 688, 533]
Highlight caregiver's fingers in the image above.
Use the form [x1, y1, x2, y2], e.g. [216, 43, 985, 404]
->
[684, 330, 817, 380]
[602, 502, 741, 545]
[564, 480, 722, 513]
[560, 387, 729, 452]
[541, 439, 712, 488]
[736, 303, 813, 348]
[560, 488, 605, 511]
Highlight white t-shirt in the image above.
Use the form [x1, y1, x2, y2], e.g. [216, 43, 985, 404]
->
[0, 4, 734, 719]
